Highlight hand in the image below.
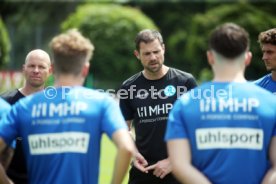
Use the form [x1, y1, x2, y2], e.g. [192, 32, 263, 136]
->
[133, 152, 149, 173]
[145, 158, 172, 179]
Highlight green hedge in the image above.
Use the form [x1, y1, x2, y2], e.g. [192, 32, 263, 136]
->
[0, 17, 11, 69]
[62, 4, 158, 89]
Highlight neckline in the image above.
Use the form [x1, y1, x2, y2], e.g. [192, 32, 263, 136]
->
[141, 68, 170, 82]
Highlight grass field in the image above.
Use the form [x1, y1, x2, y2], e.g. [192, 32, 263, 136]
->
[99, 134, 129, 184]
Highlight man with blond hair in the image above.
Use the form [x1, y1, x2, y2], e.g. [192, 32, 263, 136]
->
[0, 29, 136, 184]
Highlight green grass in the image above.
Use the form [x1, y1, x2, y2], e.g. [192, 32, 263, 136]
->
[99, 134, 129, 184]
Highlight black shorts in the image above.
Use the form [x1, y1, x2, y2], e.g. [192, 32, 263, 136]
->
[128, 166, 180, 184]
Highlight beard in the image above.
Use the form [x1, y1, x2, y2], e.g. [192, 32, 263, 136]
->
[144, 62, 163, 73]
[28, 79, 45, 88]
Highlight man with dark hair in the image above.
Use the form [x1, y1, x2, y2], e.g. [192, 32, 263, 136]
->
[1, 49, 51, 184]
[0, 29, 136, 184]
[119, 29, 197, 184]
[165, 23, 276, 184]
[254, 28, 276, 94]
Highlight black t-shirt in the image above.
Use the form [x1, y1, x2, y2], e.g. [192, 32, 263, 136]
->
[119, 68, 197, 164]
[1, 89, 28, 184]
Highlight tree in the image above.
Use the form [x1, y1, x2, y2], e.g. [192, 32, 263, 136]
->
[62, 3, 158, 88]
[0, 16, 10, 69]
[0, 2, 80, 69]
[176, 2, 276, 81]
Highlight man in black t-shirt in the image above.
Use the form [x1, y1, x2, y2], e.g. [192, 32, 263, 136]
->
[1, 49, 51, 184]
[119, 29, 197, 184]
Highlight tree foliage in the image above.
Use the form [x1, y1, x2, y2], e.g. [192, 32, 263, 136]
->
[62, 3, 158, 88]
[2, 1, 275, 85]
[133, 2, 207, 80]
[0, 2, 79, 69]
[170, 2, 276, 81]
[0, 16, 10, 69]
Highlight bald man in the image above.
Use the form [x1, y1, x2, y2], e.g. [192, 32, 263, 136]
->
[1, 49, 51, 184]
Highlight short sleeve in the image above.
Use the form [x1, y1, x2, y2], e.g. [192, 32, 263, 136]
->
[0, 98, 11, 117]
[165, 98, 188, 141]
[101, 96, 128, 139]
[186, 76, 197, 91]
[0, 103, 20, 145]
[119, 85, 134, 121]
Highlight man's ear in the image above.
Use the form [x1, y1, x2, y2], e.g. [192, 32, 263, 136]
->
[82, 62, 90, 77]
[134, 50, 140, 60]
[207, 50, 214, 66]
[49, 64, 53, 75]
[245, 51, 252, 67]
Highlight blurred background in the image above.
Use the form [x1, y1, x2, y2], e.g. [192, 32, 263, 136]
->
[0, 0, 275, 183]
[0, 0, 276, 93]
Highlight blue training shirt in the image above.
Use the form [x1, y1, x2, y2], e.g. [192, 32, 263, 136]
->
[0, 86, 128, 184]
[254, 74, 276, 94]
[0, 97, 11, 118]
[165, 82, 276, 184]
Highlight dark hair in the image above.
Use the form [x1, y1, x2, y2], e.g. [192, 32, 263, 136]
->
[209, 23, 249, 59]
[258, 28, 276, 46]
[135, 29, 163, 51]
[50, 29, 94, 75]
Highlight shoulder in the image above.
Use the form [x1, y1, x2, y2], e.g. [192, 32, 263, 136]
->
[177, 82, 210, 103]
[121, 72, 143, 88]
[20, 87, 116, 108]
[244, 83, 276, 110]
[61, 86, 113, 102]
[169, 68, 195, 79]
[0, 97, 11, 116]
[73, 87, 115, 104]
[168, 68, 196, 84]
[0, 89, 21, 104]
[246, 82, 275, 96]
[81, 88, 119, 111]
[1, 89, 19, 99]
[168, 68, 197, 89]
[0, 98, 11, 109]
[254, 74, 271, 85]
